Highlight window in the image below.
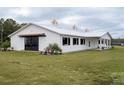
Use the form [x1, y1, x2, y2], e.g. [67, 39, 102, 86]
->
[62, 37, 70, 45]
[102, 40, 104, 44]
[73, 38, 77, 45]
[80, 38, 85, 45]
[98, 40, 100, 44]
[73, 38, 79, 45]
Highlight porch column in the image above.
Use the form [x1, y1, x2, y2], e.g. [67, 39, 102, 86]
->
[109, 39, 111, 47]
[103, 39, 104, 44]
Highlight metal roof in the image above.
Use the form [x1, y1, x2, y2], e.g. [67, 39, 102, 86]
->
[8, 23, 111, 38]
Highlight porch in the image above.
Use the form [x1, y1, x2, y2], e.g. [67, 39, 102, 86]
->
[97, 39, 111, 50]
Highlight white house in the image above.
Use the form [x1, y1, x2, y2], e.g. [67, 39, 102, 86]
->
[8, 23, 112, 53]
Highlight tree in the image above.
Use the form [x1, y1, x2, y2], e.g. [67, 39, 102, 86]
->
[0, 18, 27, 43]
[1, 40, 10, 51]
[0, 18, 4, 46]
[3, 18, 22, 41]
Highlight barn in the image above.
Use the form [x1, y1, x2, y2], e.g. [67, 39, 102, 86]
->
[8, 23, 112, 53]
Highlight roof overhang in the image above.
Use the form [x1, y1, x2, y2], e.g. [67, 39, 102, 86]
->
[100, 32, 112, 39]
[107, 32, 112, 39]
[19, 33, 46, 37]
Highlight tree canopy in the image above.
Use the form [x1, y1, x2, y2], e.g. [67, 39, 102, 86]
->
[0, 18, 27, 43]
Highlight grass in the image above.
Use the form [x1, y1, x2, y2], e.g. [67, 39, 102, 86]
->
[0, 46, 124, 85]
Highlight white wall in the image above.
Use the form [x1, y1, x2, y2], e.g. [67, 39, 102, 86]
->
[38, 29, 61, 51]
[11, 35, 24, 51]
[60, 35, 98, 53]
[101, 33, 111, 40]
[10, 25, 61, 51]
[85, 37, 98, 49]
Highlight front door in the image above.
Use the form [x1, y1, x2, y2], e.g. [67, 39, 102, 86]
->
[25, 36, 39, 51]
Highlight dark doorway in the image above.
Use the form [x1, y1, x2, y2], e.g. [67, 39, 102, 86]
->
[25, 36, 39, 51]
[89, 41, 91, 47]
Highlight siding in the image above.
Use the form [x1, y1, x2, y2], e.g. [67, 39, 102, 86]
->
[10, 24, 112, 52]
[11, 35, 24, 50]
[11, 25, 61, 51]
[60, 35, 98, 52]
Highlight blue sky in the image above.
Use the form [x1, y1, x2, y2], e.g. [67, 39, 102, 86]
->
[0, 7, 124, 38]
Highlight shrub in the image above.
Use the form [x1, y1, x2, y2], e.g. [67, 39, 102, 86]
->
[1, 40, 10, 51]
[51, 43, 62, 53]
[44, 43, 62, 55]
[112, 46, 114, 49]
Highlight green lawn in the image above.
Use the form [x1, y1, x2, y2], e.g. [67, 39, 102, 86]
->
[0, 46, 124, 85]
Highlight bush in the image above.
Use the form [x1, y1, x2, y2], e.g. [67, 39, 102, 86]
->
[44, 43, 62, 55]
[51, 43, 62, 53]
[1, 40, 10, 51]
[112, 46, 114, 49]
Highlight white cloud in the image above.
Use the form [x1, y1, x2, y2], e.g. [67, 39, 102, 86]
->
[10, 7, 31, 17]
[34, 20, 51, 25]
[0, 7, 124, 38]
[118, 23, 124, 28]
[59, 15, 84, 25]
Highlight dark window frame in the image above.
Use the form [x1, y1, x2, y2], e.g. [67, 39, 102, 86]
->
[73, 38, 79, 45]
[62, 37, 70, 46]
[102, 40, 104, 44]
[80, 38, 85, 45]
[98, 40, 100, 44]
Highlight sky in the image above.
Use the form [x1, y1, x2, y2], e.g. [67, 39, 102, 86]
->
[0, 7, 124, 38]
